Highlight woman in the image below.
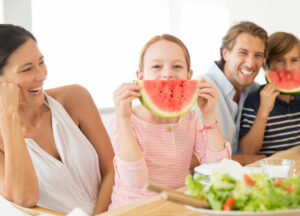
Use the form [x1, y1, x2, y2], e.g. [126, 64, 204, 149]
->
[0, 24, 114, 215]
[240, 32, 300, 156]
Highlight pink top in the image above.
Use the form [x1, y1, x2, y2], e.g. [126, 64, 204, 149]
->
[108, 109, 231, 210]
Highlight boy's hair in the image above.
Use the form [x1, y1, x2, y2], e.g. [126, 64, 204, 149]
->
[265, 32, 300, 70]
[218, 21, 268, 66]
[139, 34, 191, 71]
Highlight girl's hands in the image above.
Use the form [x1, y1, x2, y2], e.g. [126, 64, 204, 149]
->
[113, 82, 142, 119]
[259, 83, 280, 116]
[197, 78, 218, 122]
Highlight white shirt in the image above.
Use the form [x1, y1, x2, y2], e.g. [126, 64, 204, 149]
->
[195, 62, 259, 154]
[25, 93, 101, 215]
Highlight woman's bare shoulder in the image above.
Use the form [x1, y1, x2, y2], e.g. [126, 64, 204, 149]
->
[46, 84, 91, 105]
[45, 85, 94, 124]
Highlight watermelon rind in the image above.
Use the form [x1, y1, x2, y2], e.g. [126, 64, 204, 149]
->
[135, 80, 198, 118]
[265, 72, 300, 95]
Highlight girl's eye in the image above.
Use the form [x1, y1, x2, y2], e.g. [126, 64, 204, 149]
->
[152, 65, 160, 69]
[174, 65, 183, 69]
[276, 59, 284, 63]
[22, 67, 31, 72]
[39, 60, 45, 65]
[238, 52, 247, 56]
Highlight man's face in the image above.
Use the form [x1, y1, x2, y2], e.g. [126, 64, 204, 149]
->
[223, 33, 265, 92]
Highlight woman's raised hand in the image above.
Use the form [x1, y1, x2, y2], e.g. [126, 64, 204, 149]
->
[0, 82, 20, 135]
[0, 82, 20, 113]
[197, 78, 218, 120]
[113, 82, 142, 119]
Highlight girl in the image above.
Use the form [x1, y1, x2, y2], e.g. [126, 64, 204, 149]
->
[0, 24, 114, 215]
[109, 34, 231, 209]
[240, 32, 300, 156]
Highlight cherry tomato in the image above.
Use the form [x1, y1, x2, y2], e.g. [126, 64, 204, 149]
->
[273, 178, 284, 187]
[243, 174, 256, 186]
[223, 197, 235, 211]
[287, 184, 295, 194]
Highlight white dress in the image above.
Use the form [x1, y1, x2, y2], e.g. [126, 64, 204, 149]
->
[25, 93, 101, 215]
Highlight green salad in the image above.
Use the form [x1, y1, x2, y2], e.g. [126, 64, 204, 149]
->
[185, 172, 300, 212]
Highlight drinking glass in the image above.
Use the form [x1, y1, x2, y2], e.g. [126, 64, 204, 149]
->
[259, 158, 296, 179]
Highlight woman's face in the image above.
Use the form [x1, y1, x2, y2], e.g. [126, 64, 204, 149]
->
[138, 40, 192, 80]
[269, 45, 300, 71]
[0, 38, 47, 106]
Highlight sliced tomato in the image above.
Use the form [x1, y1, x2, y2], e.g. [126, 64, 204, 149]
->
[243, 174, 256, 186]
[223, 197, 235, 211]
[287, 184, 295, 194]
[273, 178, 284, 187]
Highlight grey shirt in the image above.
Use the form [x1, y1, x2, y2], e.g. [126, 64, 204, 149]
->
[195, 62, 259, 154]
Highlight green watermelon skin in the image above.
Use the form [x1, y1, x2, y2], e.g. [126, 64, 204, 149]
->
[136, 80, 198, 118]
[266, 71, 300, 95]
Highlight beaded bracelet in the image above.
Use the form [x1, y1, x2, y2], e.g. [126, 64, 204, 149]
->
[199, 121, 219, 135]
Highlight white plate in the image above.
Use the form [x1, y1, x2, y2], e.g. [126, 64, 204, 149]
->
[194, 159, 262, 180]
[186, 205, 300, 216]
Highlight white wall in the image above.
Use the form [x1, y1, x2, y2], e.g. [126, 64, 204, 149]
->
[1, 0, 300, 129]
[2, 0, 32, 31]
[225, 0, 300, 37]
[0, 0, 3, 23]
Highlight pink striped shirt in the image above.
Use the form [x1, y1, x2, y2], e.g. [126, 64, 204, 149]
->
[108, 109, 231, 210]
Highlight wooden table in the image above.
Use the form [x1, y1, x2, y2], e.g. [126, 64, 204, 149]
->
[12, 145, 300, 216]
[11, 203, 64, 215]
[99, 146, 300, 216]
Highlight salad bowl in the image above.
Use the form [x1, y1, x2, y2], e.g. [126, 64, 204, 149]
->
[185, 206, 300, 216]
[187, 159, 300, 215]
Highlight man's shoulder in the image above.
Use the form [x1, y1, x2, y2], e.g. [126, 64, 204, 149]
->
[248, 82, 260, 93]
[196, 63, 226, 86]
[247, 84, 265, 97]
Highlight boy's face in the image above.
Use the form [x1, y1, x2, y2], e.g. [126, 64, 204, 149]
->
[223, 33, 265, 92]
[269, 45, 300, 72]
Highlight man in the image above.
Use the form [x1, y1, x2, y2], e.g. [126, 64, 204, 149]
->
[195, 21, 268, 165]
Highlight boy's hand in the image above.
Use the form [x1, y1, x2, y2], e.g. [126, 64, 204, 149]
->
[259, 83, 280, 115]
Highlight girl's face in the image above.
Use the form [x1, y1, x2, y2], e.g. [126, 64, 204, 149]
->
[269, 45, 300, 71]
[137, 40, 192, 80]
[0, 38, 47, 106]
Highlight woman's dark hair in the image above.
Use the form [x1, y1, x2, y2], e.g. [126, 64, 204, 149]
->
[0, 24, 36, 75]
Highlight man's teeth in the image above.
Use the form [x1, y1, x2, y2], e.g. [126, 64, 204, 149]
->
[240, 69, 253, 75]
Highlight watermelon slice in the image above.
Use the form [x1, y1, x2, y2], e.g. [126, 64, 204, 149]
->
[136, 80, 198, 118]
[266, 71, 300, 94]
